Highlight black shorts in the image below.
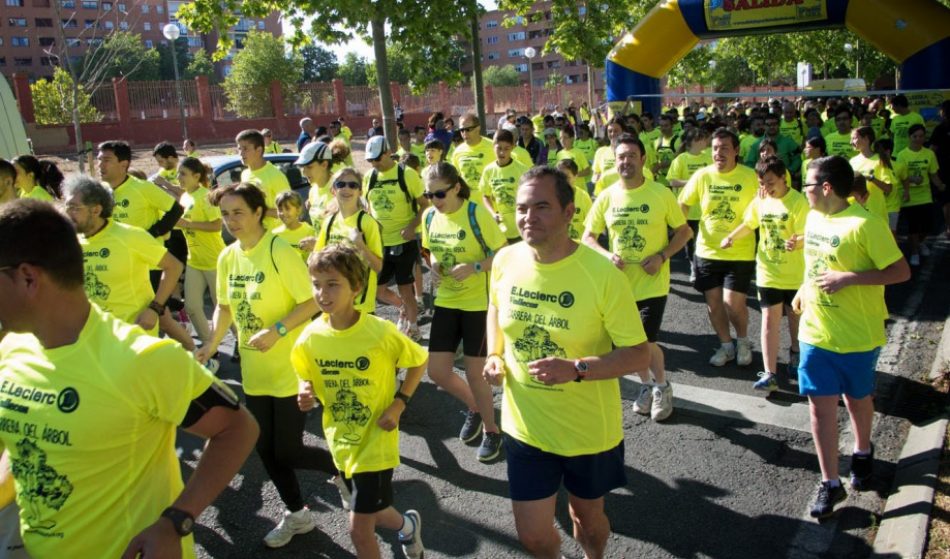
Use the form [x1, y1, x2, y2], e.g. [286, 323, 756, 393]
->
[428, 306, 487, 357]
[757, 287, 797, 307]
[637, 296, 667, 343]
[342, 469, 394, 514]
[901, 203, 933, 236]
[504, 434, 626, 501]
[693, 256, 755, 294]
[378, 240, 419, 286]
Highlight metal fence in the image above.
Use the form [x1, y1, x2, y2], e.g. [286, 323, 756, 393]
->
[127, 80, 199, 120]
[88, 85, 118, 122]
[285, 82, 337, 117]
[342, 85, 380, 117]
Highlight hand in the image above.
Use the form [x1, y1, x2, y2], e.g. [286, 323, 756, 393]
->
[784, 237, 798, 252]
[911, 175, 924, 186]
[194, 345, 216, 366]
[135, 308, 160, 331]
[640, 254, 664, 276]
[449, 263, 476, 282]
[483, 354, 507, 386]
[121, 518, 183, 559]
[527, 357, 575, 385]
[400, 226, 415, 241]
[247, 328, 280, 352]
[720, 236, 734, 249]
[816, 270, 855, 294]
[377, 400, 405, 431]
[609, 254, 626, 270]
[298, 381, 316, 412]
[347, 229, 364, 246]
[177, 219, 192, 229]
[298, 236, 316, 253]
[791, 291, 804, 315]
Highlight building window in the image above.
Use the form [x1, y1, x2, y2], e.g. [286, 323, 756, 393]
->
[143, 21, 151, 31]
[41, 56, 54, 66]
[8, 17, 28, 26]
[578, 6, 586, 15]
[507, 32, 525, 41]
[145, 39, 153, 48]
[486, 36, 499, 45]
[62, 18, 78, 28]
[86, 37, 102, 46]
[117, 2, 125, 11]
[14, 58, 32, 67]
[39, 37, 55, 46]
[66, 38, 81, 47]
[514, 63, 528, 73]
[508, 48, 523, 58]
[102, 1, 111, 9]
[35, 17, 53, 26]
[5, 0, 25, 6]
[486, 19, 498, 28]
[156, 5, 163, 13]
[60, 0, 74, 6]
[81, 0, 96, 7]
[119, 21, 128, 29]
[258, 20, 265, 29]
[103, 20, 113, 29]
[140, 3, 147, 12]
[515, 16, 524, 25]
[188, 37, 202, 47]
[0, 58, 5, 66]
[487, 51, 500, 60]
[11, 37, 30, 47]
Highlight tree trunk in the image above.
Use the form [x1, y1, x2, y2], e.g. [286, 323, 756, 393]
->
[370, 12, 396, 147]
[469, 0, 485, 128]
[587, 65, 595, 109]
[72, 84, 85, 174]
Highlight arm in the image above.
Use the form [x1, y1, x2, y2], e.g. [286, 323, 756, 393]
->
[642, 223, 692, 275]
[179, 218, 223, 233]
[582, 229, 624, 269]
[816, 257, 911, 294]
[482, 302, 507, 386]
[0, 451, 14, 508]
[148, 202, 185, 238]
[377, 359, 428, 431]
[448, 254, 496, 282]
[400, 197, 430, 241]
[247, 299, 319, 352]
[720, 224, 753, 249]
[194, 305, 233, 364]
[868, 174, 893, 196]
[527, 343, 651, 385]
[668, 178, 689, 188]
[932, 172, 946, 191]
[351, 230, 383, 274]
[135, 252, 184, 331]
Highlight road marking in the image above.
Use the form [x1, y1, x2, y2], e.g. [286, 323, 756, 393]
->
[670, 382, 813, 433]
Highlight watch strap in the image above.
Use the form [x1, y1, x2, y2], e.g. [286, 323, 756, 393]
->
[161, 507, 195, 537]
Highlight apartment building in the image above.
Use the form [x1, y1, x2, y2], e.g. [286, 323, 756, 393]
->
[0, 0, 280, 81]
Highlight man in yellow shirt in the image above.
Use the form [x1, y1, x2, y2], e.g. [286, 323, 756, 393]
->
[484, 166, 650, 559]
[583, 135, 692, 422]
[679, 129, 759, 368]
[889, 94, 925, 156]
[793, 156, 910, 519]
[151, 141, 181, 190]
[823, 106, 858, 159]
[451, 113, 495, 194]
[238, 129, 291, 231]
[0, 198, 258, 559]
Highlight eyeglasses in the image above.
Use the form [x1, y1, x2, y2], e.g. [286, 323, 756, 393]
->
[422, 188, 452, 200]
[458, 125, 478, 133]
[802, 182, 821, 189]
[334, 180, 361, 190]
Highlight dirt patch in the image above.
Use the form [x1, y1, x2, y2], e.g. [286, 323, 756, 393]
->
[925, 367, 950, 558]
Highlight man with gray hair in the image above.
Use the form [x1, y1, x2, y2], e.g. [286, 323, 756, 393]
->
[61, 174, 183, 334]
[297, 117, 316, 152]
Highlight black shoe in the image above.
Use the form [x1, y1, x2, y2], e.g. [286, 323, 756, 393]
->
[850, 444, 874, 491]
[231, 350, 241, 363]
[810, 481, 847, 519]
[459, 410, 483, 444]
[166, 297, 185, 312]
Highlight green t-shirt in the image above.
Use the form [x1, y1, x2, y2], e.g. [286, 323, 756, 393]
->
[180, 187, 225, 271]
[586, 180, 686, 300]
[799, 204, 903, 353]
[364, 164, 425, 247]
[291, 312, 427, 477]
[574, 138, 598, 165]
[897, 147, 939, 207]
[22, 186, 53, 201]
[779, 117, 805, 147]
[489, 243, 647, 456]
[742, 189, 809, 290]
[678, 164, 759, 261]
[316, 211, 383, 315]
[652, 134, 679, 186]
[242, 162, 291, 231]
[479, 159, 529, 240]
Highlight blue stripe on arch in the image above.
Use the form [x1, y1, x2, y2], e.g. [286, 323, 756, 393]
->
[677, 0, 850, 39]
[900, 37, 950, 90]
[605, 61, 662, 117]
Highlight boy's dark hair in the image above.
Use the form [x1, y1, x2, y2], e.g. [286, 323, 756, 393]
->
[711, 127, 740, 150]
[0, 199, 84, 288]
[614, 133, 646, 157]
[98, 140, 132, 162]
[755, 155, 787, 179]
[809, 156, 855, 198]
[494, 129, 515, 144]
[235, 129, 265, 150]
[555, 158, 578, 176]
[519, 166, 573, 210]
[309, 243, 367, 293]
[152, 142, 178, 158]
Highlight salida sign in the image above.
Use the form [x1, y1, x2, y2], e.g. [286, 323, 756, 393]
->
[705, 0, 827, 31]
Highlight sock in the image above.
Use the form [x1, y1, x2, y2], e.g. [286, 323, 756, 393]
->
[853, 447, 871, 456]
[721, 342, 734, 351]
[398, 514, 415, 538]
[655, 381, 668, 388]
[824, 479, 841, 488]
[736, 336, 747, 345]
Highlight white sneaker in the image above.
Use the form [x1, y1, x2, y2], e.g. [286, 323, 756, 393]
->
[263, 508, 316, 548]
[736, 340, 753, 366]
[632, 384, 653, 415]
[920, 244, 931, 257]
[709, 344, 736, 367]
[910, 253, 921, 266]
[204, 357, 220, 375]
[332, 476, 352, 511]
[399, 510, 424, 559]
[651, 383, 673, 422]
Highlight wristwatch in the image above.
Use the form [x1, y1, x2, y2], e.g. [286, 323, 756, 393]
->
[161, 507, 195, 537]
[148, 300, 166, 315]
[473, 261, 484, 273]
[274, 321, 288, 337]
[573, 359, 589, 382]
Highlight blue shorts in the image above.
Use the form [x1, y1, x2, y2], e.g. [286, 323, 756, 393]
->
[798, 342, 881, 398]
[504, 434, 626, 501]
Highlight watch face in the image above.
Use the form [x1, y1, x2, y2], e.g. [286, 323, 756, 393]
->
[181, 517, 194, 534]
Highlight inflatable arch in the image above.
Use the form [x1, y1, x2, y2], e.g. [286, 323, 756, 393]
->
[606, 0, 950, 115]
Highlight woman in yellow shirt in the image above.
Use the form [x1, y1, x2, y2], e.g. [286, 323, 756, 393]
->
[12, 155, 63, 200]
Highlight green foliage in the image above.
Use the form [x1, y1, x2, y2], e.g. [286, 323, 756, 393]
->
[185, 49, 217, 82]
[30, 67, 101, 125]
[544, 71, 563, 90]
[157, 37, 190, 81]
[79, 32, 160, 81]
[301, 44, 338, 82]
[222, 31, 302, 118]
[483, 65, 522, 87]
[338, 52, 369, 86]
[364, 41, 466, 91]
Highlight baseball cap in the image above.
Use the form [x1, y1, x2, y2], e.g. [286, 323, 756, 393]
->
[294, 141, 332, 166]
[543, 127, 558, 137]
[366, 135, 390, 160]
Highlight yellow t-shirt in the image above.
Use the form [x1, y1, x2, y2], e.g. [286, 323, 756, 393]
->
[307, 183, 333, 227]
[739, 133, 759, 163]
[592, 167, 656, 197]
[216, 232, 313, 397]
[157, 167, 179, 185]
[799, 204, 903, 353]
[556, 148, 590, 191]
[110, 174, 175, 232]
[574, 138, 598, 165]
[411, 142, 426, 162]
[823, 131, 858, 159]
[678, 164, 759, 261]
[586, 180, 686, 300]
[241, 162, 291, 230]
[890, 111, 924, 155]
[78, 220, 167, 327]
[341, 125, 353, 141]
[779, 117, 805, 147]
[897, 147, 939, 207]
[489, 243, 647, 456]
[652, 134, 679, 186]
[742, 189, 809, 290]
[511, 145, 533, 168]
[23, 186, 53, 201]
[422, 201, 507, 312]
[0, 306, 214, 559]
[180, 187, 225, 271]
[315, 210, 383, 314]
[849, 153, 879, 177]
[667, 151, 712, 221]
[479, 159, 529, 240]
[640, 128, 661, 149]
[592, 145, 615, 179]
[364, 164, 424, 247]
[570, 186, 592, 241]
[450, 137, 495, 194]
[291, 312, 427, 477]
[273, 222, 316, 261]
[264, 142, 282, 154]
[879, 161, 907, 213]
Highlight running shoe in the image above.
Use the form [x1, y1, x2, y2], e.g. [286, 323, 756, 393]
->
[632, 384, 653, 415]
[459, 410, 483, 443]
[477, 431, 503, 462]
[263, 508, 316, 548]
[709, 344, 736, 367]
[399, 510, 424, 559]
[736, 339, 753, 366]
[850, 444, 874, 491]
[753, 372, 778, 393]
[810, 481, 846, 519]
[651, 383, 673, 422]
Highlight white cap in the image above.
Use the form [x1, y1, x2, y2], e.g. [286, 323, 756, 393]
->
[365, 135, 390, 160]
[294, 141, 332, 166]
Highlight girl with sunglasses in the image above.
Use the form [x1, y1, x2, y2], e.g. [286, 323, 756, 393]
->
[315, 168, 384, 315]
[420, 162, 508, 463]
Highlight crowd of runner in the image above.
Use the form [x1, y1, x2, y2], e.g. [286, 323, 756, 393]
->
[0, 92, 947, 558]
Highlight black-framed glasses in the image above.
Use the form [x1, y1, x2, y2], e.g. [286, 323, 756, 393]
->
[458, 125, 478, 133]
[334, 180, 361, 190]
[422, 188, 452, 200]
[802, 182, 821, 189]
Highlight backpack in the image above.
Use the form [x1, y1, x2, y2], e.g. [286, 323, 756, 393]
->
[424, 201, 494, 259]
[320, 210, 373, 305]
[367, 164, 418, 214]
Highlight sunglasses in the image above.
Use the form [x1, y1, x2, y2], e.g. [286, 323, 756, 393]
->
[334, 180, 361, 190]
[458, 125, 478, 133]
[422, 187, 452, 200]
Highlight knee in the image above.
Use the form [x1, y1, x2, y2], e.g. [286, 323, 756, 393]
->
[571, 507, 607, 538]
[518, 528, 557, 555]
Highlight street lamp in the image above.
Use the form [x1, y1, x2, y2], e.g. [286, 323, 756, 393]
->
[163, 23, 188, 141]
[843, 41, 859, 80]
[524, 46, 537, 114]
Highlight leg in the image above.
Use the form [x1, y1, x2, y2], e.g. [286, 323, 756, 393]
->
[567, 493, 611, 559]
[159, 309, 196, 351]
[268, 396, 338, 511]
[648, 342, 666, 384]
[184, 266, 212, 344]
[723, 288, 748, 339]
[512, 496, 560, 559]
[397, 283, 418, 326]
[376, 286, 404, 308]
[349, 512, 381, 559]
[427, 352, 478, 410]
[703, 287, 732, 343]
[760, 304, 782, 373]
[808, 395, 841, 481]
[463, 355, 499, 433]
[842, 394, 874, 453]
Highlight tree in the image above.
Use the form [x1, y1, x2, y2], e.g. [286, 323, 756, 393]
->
[483, 65, 522, 87]
[222, 31, 303, 118]
[185, 49, 217, 82]
[337, 53, 369, 86]
[365, 40, 466, 91]
[79, 31, 161, 81]
[157, 37, 190, 81]
[301, 44, 338, 83]
[30, 68, 101, 126]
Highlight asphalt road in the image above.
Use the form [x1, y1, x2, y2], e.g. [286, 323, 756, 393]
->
[180, 237, 950, 559]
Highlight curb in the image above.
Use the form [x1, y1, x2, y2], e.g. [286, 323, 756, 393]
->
[873, 315, 950, 558]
